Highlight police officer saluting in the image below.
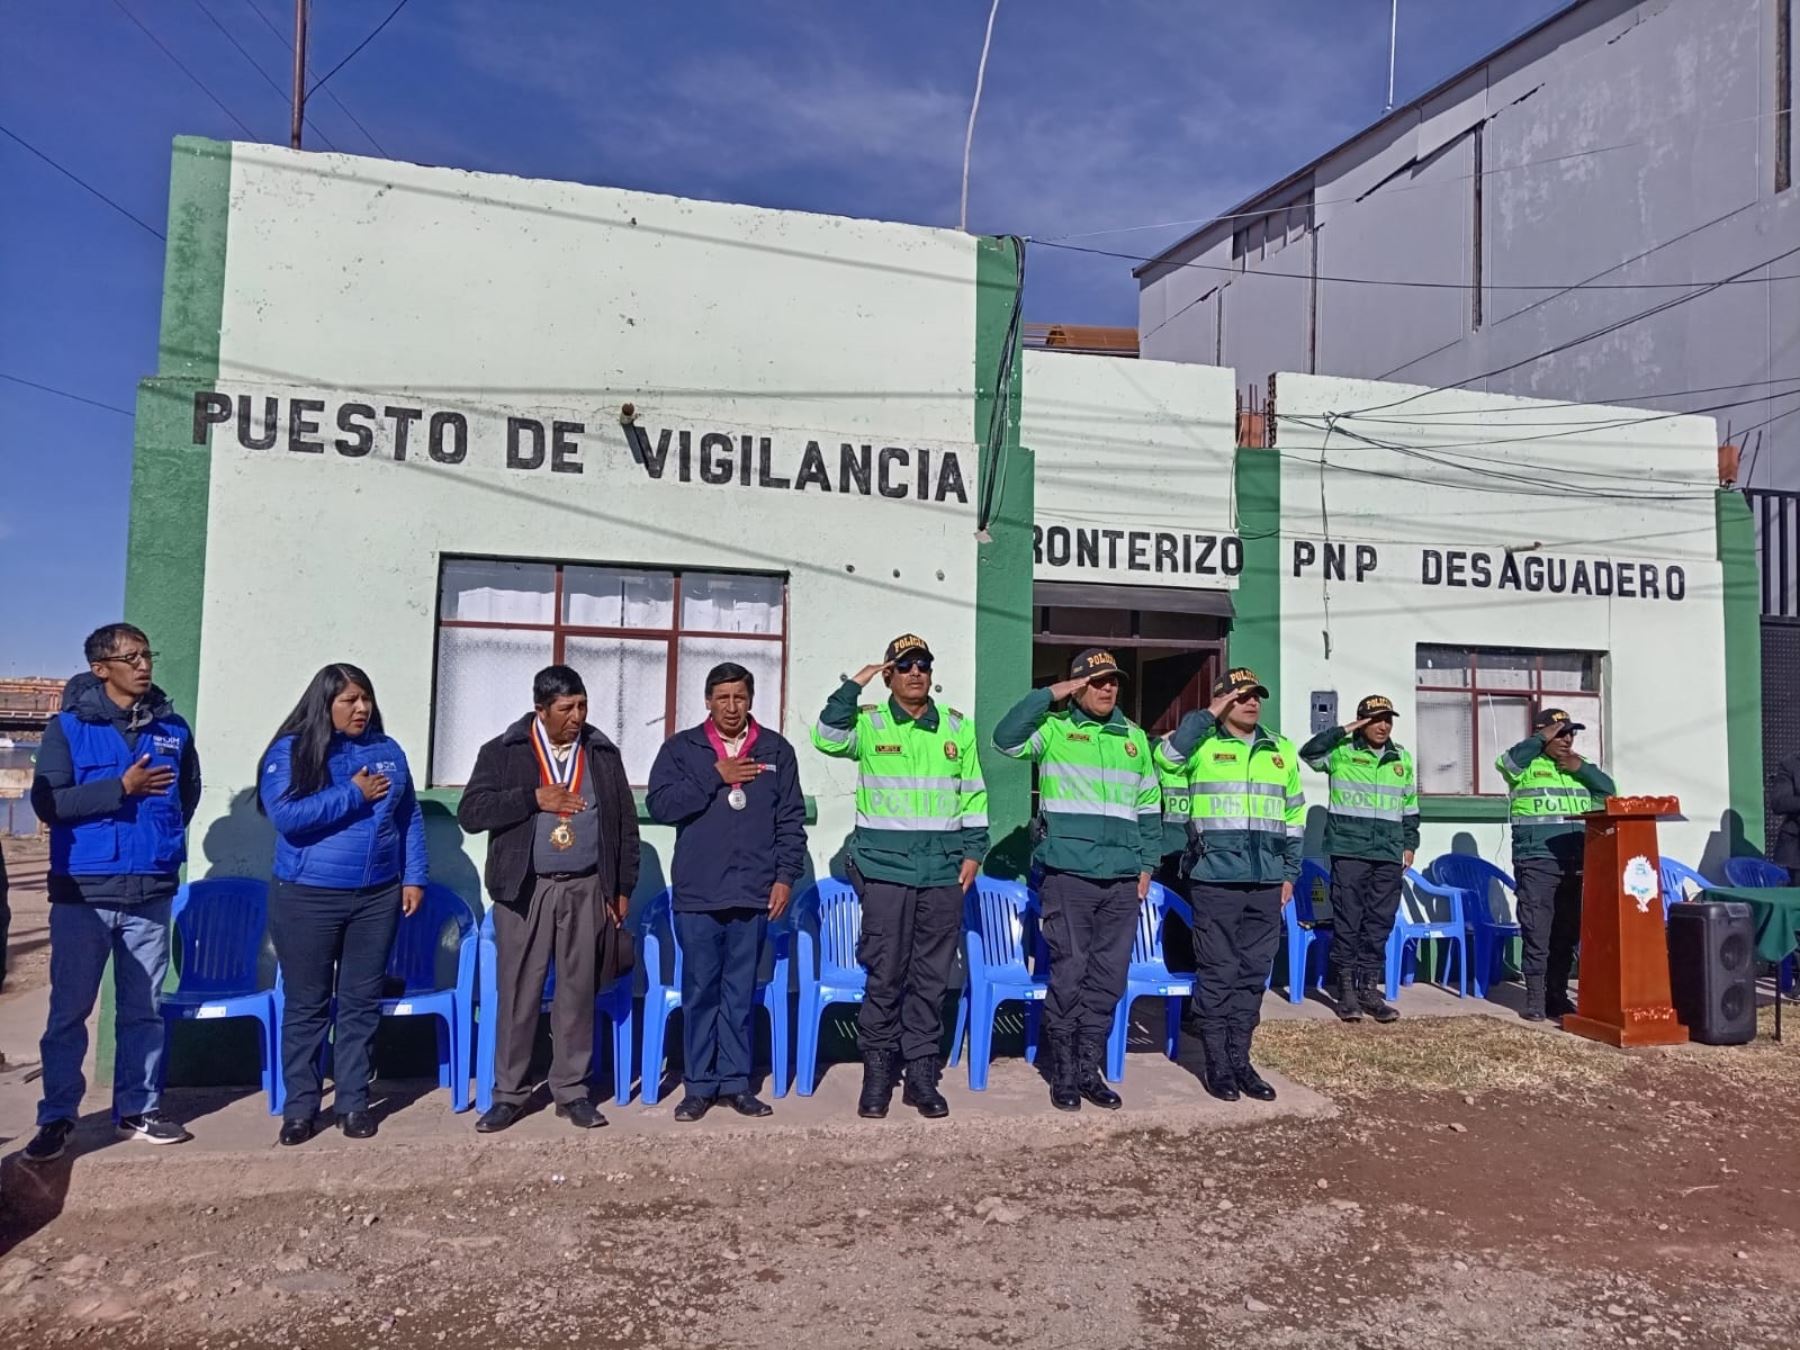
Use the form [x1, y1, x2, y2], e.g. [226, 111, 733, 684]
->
[812, 634, 987, 1120]
[1156, 668, 1301, 1103]
[995, 649, 1160, 1112]
[1300, 695, 1419, 1024]
[1496, 709, 1616, 1023]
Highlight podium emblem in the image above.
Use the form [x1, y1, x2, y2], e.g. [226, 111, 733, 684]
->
[1623, 855, 1658, 914]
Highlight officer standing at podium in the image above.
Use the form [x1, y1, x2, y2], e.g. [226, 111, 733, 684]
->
[1496, 709, 1616, 1023]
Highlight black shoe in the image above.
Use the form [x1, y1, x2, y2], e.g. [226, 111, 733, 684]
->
[117, 1111, 192, 1146]
[339, 1109, 377, 1139]
[278, 1117, 315, 1147]
[475, 1102, 522, 1134]
[1201, 1066, 1241, 1102]
[673, 1094, 713, 1123]
[22, 1119, 75, 1165]
[1546, 990, 1578, 1020]
[857, 1049, 897, 1119]
[555, 1099, 606, 1129]
[1521, 976, 1548, 1022]
[1075, 1034, 1122, 1111]
[901, 1055, 950, 1119]
[727, 1092, 773, 1118]
[1234, 1066, 1278, 1102]
[1357, 982, 1400, 1024]
[1334, 976, 1364, 1023]
[1048, 1032, 1081, 1112]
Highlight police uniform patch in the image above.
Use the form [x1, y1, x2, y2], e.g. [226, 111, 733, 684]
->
[1124, 741, 1139, 758]
[1272, 755, 1285, 769]
[1393, 763, 1406, 777]
[1067, 732, 1092, 743]
[874, 743, 903, 754]
[944, 741, 959, 760]
[1211, 751, 1238, 762]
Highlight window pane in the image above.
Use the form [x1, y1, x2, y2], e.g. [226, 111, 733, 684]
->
[1476, 696, 1532, 795]
[1416, 690, 1473, 795]
[440, 560, 554, 624]
[1416, 646, 1470, 688]
[1540, 651, 1598, 693]
[431, 626, 553, 785]
[680, 573, 784, 635]
[563, 567, 674, 630]
[564, 635, 669, 785]
[1477, 650, 1534, 691]
[675, 638, 785, 731]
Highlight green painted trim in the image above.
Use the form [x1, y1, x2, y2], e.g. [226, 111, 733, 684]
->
[1232, 447, 1281, 711]
[1717, 490, 1764, 850]
[417, 786, 820, 827]
[973, 236, 1034, 879]
[1418, 796, 1511, 824]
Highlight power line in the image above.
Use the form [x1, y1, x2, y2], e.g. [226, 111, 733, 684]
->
[191, 0, 338, 151]
[110, 0, 259, 139]
[1342, 374, 1800, 421]
[0, 371, 134, 418]
[0, 122, 164, 240]
[240, 0, 386, 154]
[307, 0, 412, 98]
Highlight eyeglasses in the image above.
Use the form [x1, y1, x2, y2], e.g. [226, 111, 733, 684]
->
[103, 651, 157, 669]
[893, 658, 933, 674]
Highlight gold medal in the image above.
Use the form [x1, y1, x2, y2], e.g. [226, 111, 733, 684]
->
[549, 818, 575, 850]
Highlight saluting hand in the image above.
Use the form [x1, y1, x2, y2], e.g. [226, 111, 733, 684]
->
[852, 660, 893, 687]
[1207, 689, 1242, 719]
[1048, 675, 1091, 703]
[352, 767, 391, 803]
[1344, 717, 1371, 735]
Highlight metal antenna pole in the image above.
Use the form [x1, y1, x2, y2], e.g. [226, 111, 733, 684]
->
[959, 0, 1002, 232]
[290, 0, 309, 148]
[1386, 0, 1399, 113]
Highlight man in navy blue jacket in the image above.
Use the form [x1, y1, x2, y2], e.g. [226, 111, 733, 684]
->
[648, 662, 806, 1121]
[26, 624, 202, 1162]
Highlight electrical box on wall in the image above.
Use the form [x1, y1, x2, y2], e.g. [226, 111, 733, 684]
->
[1311, 690, 1338, 734]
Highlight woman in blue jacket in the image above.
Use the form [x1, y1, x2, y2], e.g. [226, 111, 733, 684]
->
[258, 663, 426, 1146]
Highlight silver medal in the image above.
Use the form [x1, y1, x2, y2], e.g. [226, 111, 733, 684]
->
[728, 786, 748, 811]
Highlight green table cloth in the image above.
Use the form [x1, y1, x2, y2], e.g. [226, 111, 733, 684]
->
[1697, 887, 1800, 964]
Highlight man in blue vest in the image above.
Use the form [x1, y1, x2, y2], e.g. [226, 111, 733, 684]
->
[25, 625, 202, 1162]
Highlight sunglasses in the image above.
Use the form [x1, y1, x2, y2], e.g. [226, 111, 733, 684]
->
[893, 658, 933, 674]
[1087, 674, 1121, 689]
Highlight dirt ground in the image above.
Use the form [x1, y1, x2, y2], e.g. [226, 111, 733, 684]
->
[0, 837, 1797, 1348]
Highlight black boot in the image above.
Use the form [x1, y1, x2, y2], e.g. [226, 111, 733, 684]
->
[1074, 1032, 1122, 1111]
[1048, 1032, 1081, 1112]
[1333, 968, 1363, 1023]
[1356, 975, 1399, 1024]
[901, 1054, 950, 1119]
[1229, 1028, 1277, 1102]
[857, 1048, 897, 1119]
[1545, 986, 1577, 1020]
[1200, 1037, 1239, 1102]
[1521, 976, 1548, 1022]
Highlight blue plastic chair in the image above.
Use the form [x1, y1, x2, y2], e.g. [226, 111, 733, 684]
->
[1384, 869, 1469, 999]
[1283, 859, 1333, 1003]
[1102, 883, 1194, 1083]
[474, 906, 634, 1112]
[638, 888, 790, 1106]
[1429, 854, 1519, 999]
[380, 884, 478, 1112]
[793, 879, 865, 1096]
[1721, 856, 1796, 990]
[1659, 857, 1710, 918]
[159, 878, 282, 1115]
[948, 877, 1044, 1090]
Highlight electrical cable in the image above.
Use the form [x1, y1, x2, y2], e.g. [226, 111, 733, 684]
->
[110, 0, 259, 139]
[1342, 374, 1800, 421]
[307, 0, 412, 98]
[0, 371, 134, 417]
[976, 235, 1026, 535]
[0, 121, 164, 240]
[240, 0, 387, 155]
[191, 0, 338, 151]
[959, 0, 1001, 234]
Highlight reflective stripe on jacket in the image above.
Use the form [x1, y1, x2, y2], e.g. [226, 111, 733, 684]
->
[1156, 710, 1302, 885]
[1298, 725, 1419, 863]
[1495, 733, 1617, 865]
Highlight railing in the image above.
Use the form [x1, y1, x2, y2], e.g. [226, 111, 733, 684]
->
[1748, 488, 1800, 621]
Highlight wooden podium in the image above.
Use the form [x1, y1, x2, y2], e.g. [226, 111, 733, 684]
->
[1562, 795, 1689, 1048]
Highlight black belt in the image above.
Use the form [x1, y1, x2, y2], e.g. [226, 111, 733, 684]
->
[537, 869, 598, 882]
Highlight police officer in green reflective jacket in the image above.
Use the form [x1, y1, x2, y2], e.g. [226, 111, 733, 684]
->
[812, 634, 987, 1119]
[1496, 708, 1616, 1023]
[994, 649, 1161, 1113]
[1299, 694, 1418, 1025]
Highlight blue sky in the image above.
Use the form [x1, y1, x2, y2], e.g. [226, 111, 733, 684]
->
[0, 0, 1562, 676]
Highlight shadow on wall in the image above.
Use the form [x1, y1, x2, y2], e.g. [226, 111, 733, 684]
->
[1699, 809, 1759, 878]
[1302, 804, 1327, 860]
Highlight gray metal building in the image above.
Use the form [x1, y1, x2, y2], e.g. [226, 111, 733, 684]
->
[1137, 0, 1798, 491]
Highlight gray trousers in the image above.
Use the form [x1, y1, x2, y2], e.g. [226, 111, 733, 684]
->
[491, 873, 601, 1107]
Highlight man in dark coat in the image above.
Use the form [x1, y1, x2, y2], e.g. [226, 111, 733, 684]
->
[647, 662, 806, 1121]
[458, 665, 639, 1133]
[1769, 750, 1800, 884]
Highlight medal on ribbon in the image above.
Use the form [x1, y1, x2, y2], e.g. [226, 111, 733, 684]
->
[706, 717, 760, 812]
[530, 718, 585, 850]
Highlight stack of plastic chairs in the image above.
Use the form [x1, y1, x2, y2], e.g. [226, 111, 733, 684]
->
[1722, 856, 1796, 991]
[948, 877, 1044, 1090]
[1102, 882, 1193, 1082]
[380, 884, 478, 1112]
[793, 878, 865, 1096]
[1383, 869, 1469, 999]
[158, 878, 283, 1115]
[1428, 854, 1519, 999]
[638, 887, 791, 1106]
[1282, 859, 1333, 1003]
[474, 904, 634, 1112]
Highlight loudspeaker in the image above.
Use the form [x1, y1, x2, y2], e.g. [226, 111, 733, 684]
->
[1667, 902, 1757, 1046]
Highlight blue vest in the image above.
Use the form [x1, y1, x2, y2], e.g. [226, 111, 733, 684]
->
[50, 711, 190, 877]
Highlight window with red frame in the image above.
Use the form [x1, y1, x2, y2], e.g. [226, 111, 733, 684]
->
[1414, 645, 1605, 797]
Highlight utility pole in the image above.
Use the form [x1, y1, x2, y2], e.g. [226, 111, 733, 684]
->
[290, 0, 309, 149]
[1385, 0, 1398, 113]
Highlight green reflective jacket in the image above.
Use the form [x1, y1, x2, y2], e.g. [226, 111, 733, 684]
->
[811, 680, 989, 887]
[1495, 734, 1617, 866]
[1157, 754, 1191, 860]
[1298, 725, 1420, 863]
[993, 688, 1162, 880]
[1155, 711, 1303, 885]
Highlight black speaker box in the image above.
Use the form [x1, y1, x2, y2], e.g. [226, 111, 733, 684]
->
[1667, 902, 1757, 1046]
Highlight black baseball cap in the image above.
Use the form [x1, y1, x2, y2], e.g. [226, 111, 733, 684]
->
[1070, 648, 1125, 681]
[1211, 666, 1270, 700]
[1535, 708, 1585, 735]
[884, 634, 934, 665]
[1357, 694, 1398, 720]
